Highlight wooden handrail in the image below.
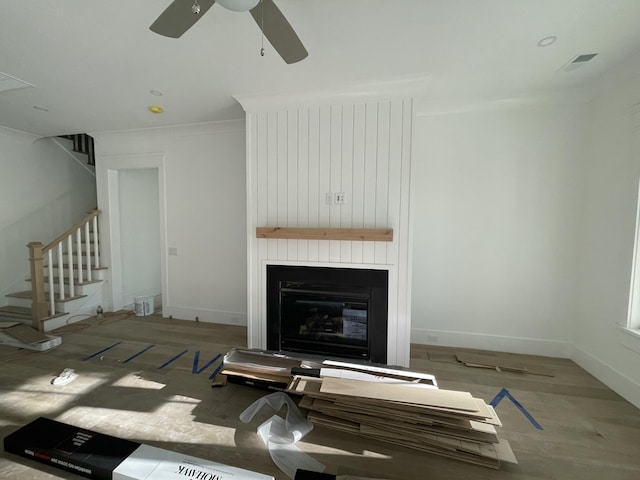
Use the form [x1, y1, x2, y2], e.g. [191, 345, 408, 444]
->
[42, 209, 99, 253]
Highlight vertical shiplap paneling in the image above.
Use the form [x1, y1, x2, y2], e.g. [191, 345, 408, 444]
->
[307, 106, 320, 261]
[351, 103, 366, 263]
[287, 109, 299, 261]
[375, 100, 391, 265]
[266, 111, 279, 260]
[254, 114, 268, 321]
[329, 105, 343, 262]
[340, 104, 355, 261]
[385, 100, 403, 364]
[317, 105, 332, 262]
[276, 111, 288, 259]
[386, 99, 404, 268]
[363, 102, 379, 264]
[246, 113, 260, 347]
[395, 98, 414, 366]
[297, 108, 310, 262]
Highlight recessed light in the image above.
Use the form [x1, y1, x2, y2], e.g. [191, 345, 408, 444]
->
[537, 36, 557, 47]
[150, 90, 163, 96]
[33, 105, 49, 112]
[148, 105, 164, 114]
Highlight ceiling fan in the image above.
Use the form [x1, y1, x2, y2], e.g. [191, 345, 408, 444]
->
[150, 0, 308, 64]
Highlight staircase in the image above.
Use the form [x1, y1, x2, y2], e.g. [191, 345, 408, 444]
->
[58, 133, 95, 166]
[0, 209, 107, 332]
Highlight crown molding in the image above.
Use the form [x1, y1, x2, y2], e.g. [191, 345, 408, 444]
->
[233, 74, 429, 112]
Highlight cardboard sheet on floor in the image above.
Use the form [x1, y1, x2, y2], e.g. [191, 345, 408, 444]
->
[0, 323, 61, 351]
[455, 352, 554, 377]
[426, 351, 460, 364]
[2, 323, 50, 344]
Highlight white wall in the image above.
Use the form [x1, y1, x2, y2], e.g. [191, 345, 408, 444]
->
[0, 127, 97, 301]
[411, 100, 587, 358]
[93, 121, 247, 325]
[573, 53, 640, 409]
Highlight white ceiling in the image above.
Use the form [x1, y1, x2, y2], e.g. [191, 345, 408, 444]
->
[2, 0, 640, 137]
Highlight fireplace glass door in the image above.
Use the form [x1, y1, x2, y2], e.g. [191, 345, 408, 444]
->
[280, 284, 370, 359]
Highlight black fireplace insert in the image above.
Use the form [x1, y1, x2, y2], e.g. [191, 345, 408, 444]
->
[266, 265, 388, 364]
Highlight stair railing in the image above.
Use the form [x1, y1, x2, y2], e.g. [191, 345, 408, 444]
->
[27, 209, 100, 331]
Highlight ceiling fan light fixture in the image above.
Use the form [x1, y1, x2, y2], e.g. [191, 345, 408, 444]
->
[216, 0, 259, 12]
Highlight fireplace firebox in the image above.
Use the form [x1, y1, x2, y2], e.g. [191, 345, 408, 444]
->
[266, 265, 388, 364]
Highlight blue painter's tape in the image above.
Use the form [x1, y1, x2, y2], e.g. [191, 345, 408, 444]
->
[122, 344, 155, 364]
[192, 352, 222, 374]
[490, 387, 508, 408]
[490, 387, 543, 430]
[82, 341, 122, 361]
[192, 351, 200, 373]
[159, 349, 189, 369]
[208, 362, 225, 380]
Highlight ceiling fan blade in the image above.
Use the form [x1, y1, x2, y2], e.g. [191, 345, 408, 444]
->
[150, 0, 217, 38]
[250, 0, 308, 64]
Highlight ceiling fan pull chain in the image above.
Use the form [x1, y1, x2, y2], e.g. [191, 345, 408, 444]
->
[260, 0, 265, 56]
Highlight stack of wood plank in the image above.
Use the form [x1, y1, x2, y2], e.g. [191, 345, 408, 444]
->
[288, 375, 517, 469]
[219, 348, 307, 391]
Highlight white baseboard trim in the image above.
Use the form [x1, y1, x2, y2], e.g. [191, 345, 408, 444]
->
[164, 305, 247, 327]
[571, 345, 640, 410]
[411, 328, 572, 358]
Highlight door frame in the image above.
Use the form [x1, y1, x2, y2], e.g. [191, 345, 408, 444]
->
[96, 152, 168, 313]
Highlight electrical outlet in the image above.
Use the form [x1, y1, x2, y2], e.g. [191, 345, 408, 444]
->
[427, 335, 439, 343]
[334, 192, 346, 204]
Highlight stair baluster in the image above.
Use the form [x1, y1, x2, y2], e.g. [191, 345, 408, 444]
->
[57, 243, 65, 301]
[85, 221, 92, 281]
[93, 215, 100, 268]
[77, 228, 83, 284]
[67, 235, 75, 298]
[47, 249, 54, 318]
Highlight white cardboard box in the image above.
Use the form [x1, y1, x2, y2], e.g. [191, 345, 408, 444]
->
[113, 444, 275, 480]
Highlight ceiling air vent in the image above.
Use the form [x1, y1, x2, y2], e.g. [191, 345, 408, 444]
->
[558, 53, 599, 73]
[0, 72, 35, 93]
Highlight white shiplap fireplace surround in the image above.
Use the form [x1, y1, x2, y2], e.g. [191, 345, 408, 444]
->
[236, 90, 414, 367]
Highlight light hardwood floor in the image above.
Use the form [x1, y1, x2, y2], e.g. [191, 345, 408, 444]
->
[1, 313, 639, 480]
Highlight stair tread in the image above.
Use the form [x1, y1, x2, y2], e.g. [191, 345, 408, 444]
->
[51, 294, 87, 303]
[45, 251, 99, 256]
[5, 291, 32, 299]
[45, 264, 108, 270]
[0, 305, 31, 316]
[28, 278, 103, 286]
[4, 292, 87, 303]
[0, 305, 72, 322]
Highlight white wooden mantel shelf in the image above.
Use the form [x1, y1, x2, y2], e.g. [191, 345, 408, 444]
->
[255, 227, 394, 242]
